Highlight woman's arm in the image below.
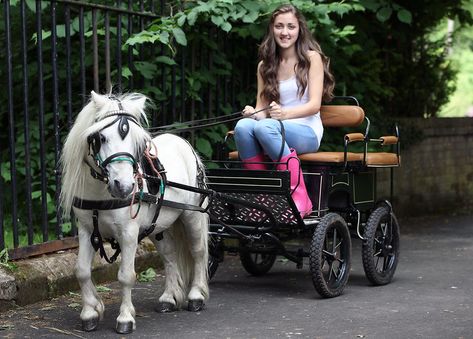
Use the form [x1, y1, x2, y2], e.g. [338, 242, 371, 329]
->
[269, 51, 324, 120]
[242, 61, 270, 120]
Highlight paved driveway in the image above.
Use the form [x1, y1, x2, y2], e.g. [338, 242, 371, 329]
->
[0, 214, 472, 338]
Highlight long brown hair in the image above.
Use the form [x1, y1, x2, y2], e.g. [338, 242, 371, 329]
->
[258, 4, 335, 104]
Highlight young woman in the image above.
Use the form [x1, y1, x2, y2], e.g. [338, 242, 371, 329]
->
[234, 4, 335, 217]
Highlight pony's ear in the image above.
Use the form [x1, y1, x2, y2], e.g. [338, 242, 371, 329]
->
[133, 96, 147, 112]
[91, 91, 108, 109]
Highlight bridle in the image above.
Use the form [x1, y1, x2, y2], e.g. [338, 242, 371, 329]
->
[86, 99, 143, 184]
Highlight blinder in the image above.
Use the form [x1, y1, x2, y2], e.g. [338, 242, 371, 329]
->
[87, 132, 102, 155]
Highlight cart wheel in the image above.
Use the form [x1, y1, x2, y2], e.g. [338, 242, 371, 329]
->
[208, 254, 219, 280]
[309, 212, 351, 298]
[362, 205, 400, 285]
[240, 252, 277, 276]
[208, 236, 224, 280]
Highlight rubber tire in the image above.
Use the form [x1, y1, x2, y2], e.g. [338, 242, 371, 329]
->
[309, 212, 351, 298]
[362, 206, 400, 285]
[208, 235, 223, 280]
[208, 254, 219, 280]
[239, 252, 277, 276]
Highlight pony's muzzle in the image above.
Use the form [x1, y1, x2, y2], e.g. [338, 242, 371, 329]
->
[109, 179, 135, 199]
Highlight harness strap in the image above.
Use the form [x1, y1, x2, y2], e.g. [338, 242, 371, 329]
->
[91, 209, 121, 264]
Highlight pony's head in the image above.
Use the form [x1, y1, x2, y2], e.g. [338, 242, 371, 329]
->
[60, 91, 151, 215]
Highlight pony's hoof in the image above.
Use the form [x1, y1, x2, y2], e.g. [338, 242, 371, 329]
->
[155, 301, 176, 313]
[187, 300, 205, 312]
[116, 321, 134, 334]
[82, 317, 99, 332]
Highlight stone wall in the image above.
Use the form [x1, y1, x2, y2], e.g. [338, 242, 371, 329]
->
[377, 117, 473, 216]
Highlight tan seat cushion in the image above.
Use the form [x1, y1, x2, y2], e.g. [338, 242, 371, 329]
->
[365, 152, 400, 166]
[228, 151, 363, 163]
[229, 150, 399, 166]
[299, 152, 363, 163]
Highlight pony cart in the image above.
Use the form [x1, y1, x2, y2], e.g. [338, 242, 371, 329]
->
[62, 92, 400, 334]
[206, 98, 401, 297]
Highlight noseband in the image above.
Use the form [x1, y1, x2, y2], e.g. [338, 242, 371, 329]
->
[86, 98, 143, 183]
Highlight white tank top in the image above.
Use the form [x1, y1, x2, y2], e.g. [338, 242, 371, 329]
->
[279, 75, 323, 142]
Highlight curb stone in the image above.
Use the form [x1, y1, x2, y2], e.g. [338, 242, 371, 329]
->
[0, 239, 162, 312]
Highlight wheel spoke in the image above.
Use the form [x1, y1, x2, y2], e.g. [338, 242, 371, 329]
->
[375, 255, 381, 269]
[332, 265, 339, 280]
[380, 222, 387, 236]
[334, 241, 342, 251]
[332, 229, 337, 252]
[383, 255, 389, 271]
[328, 262, 334, 281]
[322, 250, 332, 256]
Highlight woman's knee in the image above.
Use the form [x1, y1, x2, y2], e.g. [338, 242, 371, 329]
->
[234, 118, 256, 137]
[254, 119, 280, 139]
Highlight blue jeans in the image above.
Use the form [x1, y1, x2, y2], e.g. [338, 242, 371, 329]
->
[234, 118, 320, 160]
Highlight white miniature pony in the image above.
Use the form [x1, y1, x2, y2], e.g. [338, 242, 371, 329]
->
[60, 91, 209, 334]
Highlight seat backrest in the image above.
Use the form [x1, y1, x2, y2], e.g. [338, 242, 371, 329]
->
[320, 105, 365, 128]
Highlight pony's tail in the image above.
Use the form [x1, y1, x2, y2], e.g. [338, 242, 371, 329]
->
[171, 212, 209, 307]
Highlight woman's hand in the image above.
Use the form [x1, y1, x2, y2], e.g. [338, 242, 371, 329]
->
[242, 105, 256, 118]
[269, 101, 286, 120]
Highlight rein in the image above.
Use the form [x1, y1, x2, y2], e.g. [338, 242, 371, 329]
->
[147, 105, 272, 134]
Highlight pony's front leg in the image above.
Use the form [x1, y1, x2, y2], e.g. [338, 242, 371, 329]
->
[76, 227, 104, 331]
[115, 224, 139, 334]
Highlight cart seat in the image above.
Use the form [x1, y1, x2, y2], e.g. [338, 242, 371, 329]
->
[228, 150, 363, 163]
[228, 150, 399, 166]
[225, 104, 400, 167]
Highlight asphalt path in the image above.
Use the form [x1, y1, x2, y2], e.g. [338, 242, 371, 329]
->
[0, 214, 472, 338]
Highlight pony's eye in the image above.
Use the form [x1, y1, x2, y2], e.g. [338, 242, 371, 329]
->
[100, 134, 106, 144]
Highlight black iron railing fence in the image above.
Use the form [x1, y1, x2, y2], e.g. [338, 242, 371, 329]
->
[0, 0, 251, 259]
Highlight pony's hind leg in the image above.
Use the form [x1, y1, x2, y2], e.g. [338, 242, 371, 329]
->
[76, 227, 105, 331]
[115, 225, 139, 334]
[182, 212, 209, 311]
[151, 229, 187, 313]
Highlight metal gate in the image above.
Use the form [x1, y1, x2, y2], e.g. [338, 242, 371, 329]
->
[1, 0, 253, 259]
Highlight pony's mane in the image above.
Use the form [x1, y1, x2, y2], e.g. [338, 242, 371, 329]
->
[60, 92, 151, 217]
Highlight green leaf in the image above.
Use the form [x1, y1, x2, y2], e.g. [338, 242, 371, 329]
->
[31, 30, 51, 44]
[172, 27, 187, 46]
[55, 25, 66, 38]
[31, 191, 42, 199]
[397, 9, 412, 24]
[211, 15, 224, 27]
[138, 267, 157, 282]
[135, 61, 158, 79]
[1, 163, 11, 182]
[177, 14, 186, 27]
[156, 55, 176, 65]
[62, 222, 72, 234]
[359, 0, 382, 11]
[96, 285, 112, 293]
[242, 11, 259, 24]
[121, 66, 132, 79]
[376, 6, 393, 22]
[221, 22, 232, 32]
[187, 10, 199, 26]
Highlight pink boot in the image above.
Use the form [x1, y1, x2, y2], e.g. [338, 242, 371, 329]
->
[276, 149, 313, 218]
[242, 153, 267, 170]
